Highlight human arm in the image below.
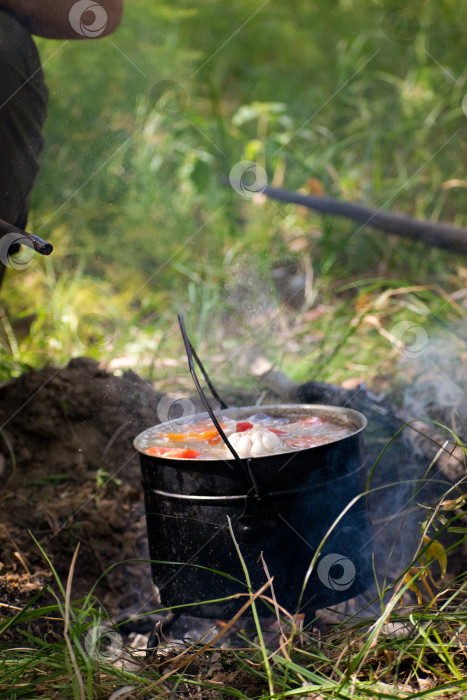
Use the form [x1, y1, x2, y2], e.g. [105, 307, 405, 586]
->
[0, 0, 123, 39]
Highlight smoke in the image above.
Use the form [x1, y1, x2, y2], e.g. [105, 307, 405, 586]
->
[360, 320, 467, 619]
[402, 321, 467, 439]
[223, 253, 282, 341]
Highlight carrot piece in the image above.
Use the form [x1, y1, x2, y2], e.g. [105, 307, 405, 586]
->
[266, 427, 288, 436]
[297, 416, 326, 426]
[208, 436, 222, 445]
[158, 424, 226, 442]
[285, 435, 324, 449]
[146, 446, 172, 456]
[145, 446, 201, 459]
[173, 448, 202, 459]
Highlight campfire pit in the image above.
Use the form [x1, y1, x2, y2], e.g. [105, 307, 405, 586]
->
[133, 317, 373, 630]
[135, 403, 371, 620]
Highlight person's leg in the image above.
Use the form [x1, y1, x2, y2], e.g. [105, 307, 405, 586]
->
[0, 10, 48, 282]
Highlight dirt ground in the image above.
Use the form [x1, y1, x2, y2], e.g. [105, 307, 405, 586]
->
[0, 357, 265, 635]
[0, 357, 161, 616]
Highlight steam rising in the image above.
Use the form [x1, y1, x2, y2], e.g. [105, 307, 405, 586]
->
[402, 322, 467, 437]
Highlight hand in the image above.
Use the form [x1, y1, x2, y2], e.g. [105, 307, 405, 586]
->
[0, 0, 123, 39]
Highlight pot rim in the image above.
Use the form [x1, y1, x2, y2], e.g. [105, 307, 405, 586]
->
[133, 403, 367, 460]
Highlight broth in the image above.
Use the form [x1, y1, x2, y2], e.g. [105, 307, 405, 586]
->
[138, 410, 355, 460]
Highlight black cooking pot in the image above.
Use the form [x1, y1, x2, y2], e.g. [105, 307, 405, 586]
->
[134, 403, 372, 618]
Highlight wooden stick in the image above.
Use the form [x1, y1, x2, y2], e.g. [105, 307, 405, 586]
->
[261, 185, 467, 256]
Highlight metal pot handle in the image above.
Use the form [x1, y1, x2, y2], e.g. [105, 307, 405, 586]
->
[178, 315, 286, 536]
[178, 314, 229, 410]
[178, 314, 273, 502]
[178, 314, 246, 470]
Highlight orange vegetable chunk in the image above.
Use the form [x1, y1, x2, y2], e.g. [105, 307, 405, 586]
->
[297, 416, 326, 426]
[266, 427, 288, 436]
[158, 420, 226, 443]
[285, 435, 325, 449]
[146, 446, 201, 459]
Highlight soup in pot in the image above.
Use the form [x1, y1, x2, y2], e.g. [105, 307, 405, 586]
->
[138, 410, 355, 460]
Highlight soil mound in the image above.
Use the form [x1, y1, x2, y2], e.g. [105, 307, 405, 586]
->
[0, 357, 160, 611]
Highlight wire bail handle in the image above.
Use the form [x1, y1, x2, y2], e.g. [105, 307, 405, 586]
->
[178, 314, 279, 529]
[178, 314, 243, 467]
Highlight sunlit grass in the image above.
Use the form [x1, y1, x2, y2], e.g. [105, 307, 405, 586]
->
[0, 0, 461, 388]
[1, 458, 466, 698]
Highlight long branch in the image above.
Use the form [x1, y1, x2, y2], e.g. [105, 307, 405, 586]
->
[262, 185, 467, 256]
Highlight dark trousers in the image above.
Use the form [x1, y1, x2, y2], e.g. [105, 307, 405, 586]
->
[0, 10, 48, 282]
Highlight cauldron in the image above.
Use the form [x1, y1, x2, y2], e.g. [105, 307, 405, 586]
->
[134, 403, 373, 618]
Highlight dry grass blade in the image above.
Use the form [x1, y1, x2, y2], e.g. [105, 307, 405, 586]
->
[260, 552, 307, 681]
[63, 543, 85, 700]
[139, 577, 273, 695]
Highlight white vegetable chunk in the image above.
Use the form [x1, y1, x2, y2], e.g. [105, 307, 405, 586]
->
[227, 426, 285, 457]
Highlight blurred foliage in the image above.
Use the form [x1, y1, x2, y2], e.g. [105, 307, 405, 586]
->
[0, 0, 466, 390]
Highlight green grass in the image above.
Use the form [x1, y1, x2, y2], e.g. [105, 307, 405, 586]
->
[1, 468, 467, 699]
[0, 0, 466, 390]
[1, 4, 467, 694]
